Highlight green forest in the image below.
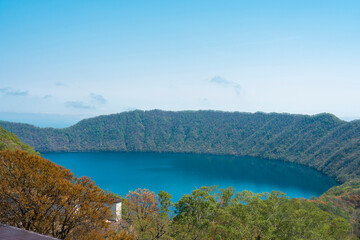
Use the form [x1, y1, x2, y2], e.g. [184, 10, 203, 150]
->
[115, 186, 353, 240]
[1, 110, 360, 182]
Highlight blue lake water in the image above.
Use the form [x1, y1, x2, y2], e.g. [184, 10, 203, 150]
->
[44, 152, 337, 201]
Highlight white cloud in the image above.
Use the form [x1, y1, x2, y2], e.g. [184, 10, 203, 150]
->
[65, 101, 93, 109]
[210, 76, 241, 96]
[0, 87, 29, 96]
[90, 93, 107, 105]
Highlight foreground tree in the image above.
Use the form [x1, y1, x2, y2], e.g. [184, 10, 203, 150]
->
[173, 187, 350, 240]
[113, 186, 351, 239]
[211, 190, 350, 240]
[174, 186, 218, 239]
[0, 150, 112, 239]
[123, 188, 174, 239]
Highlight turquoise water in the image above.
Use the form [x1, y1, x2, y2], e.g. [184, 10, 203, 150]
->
[44, 152, 337, 201]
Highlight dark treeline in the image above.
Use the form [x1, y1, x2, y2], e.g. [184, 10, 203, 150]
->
[1, 110, 360, 182]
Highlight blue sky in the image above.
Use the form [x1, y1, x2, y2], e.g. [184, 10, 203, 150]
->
[1, 0, 360, 127]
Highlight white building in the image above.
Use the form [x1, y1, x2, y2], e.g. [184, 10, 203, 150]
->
[109, 197, 122, 222]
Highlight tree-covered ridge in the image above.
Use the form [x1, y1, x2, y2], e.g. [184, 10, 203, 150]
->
[1, 110, 360, 182]
[314, 179, 360, 237]
[0, 125, 36, 154]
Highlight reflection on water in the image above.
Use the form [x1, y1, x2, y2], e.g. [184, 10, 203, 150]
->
[44, 152, 337, 201]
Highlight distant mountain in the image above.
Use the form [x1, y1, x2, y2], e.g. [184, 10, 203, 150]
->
[1, 110, 360, 182]
[0, 125, 36, 153]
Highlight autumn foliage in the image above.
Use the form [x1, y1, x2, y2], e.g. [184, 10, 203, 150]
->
[0, 150, 112, 239]
[122, 189, 173, 239]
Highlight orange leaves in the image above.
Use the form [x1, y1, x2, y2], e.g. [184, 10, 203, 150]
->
[126, 188, 159, 219]
[0, 150, 113, 239]
[123, 189, 162, 237]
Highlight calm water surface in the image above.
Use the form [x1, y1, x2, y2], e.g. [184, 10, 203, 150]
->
[44, 152, 337, 201]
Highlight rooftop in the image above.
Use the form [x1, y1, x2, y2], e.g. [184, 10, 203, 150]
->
[111, 197, 122, 203]
[0, 223, 59, 240]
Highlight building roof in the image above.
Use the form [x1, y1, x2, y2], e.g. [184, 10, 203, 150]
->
[0, 223, 59, 240]
[111, 197, 122, 203]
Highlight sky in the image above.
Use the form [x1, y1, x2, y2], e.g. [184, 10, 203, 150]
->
[1, 0, 360, 128]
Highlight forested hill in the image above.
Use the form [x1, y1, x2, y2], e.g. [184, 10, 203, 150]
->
[1, 110, 360, 182]
[0, 126, 36, 153]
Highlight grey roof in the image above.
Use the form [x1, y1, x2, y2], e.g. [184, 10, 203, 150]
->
[0, 223, 59, 240]
[111, 197, 122, 203]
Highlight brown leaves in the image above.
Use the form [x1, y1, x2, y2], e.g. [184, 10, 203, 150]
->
[126, 189, 159, 219]
[0, 150, 113, 239]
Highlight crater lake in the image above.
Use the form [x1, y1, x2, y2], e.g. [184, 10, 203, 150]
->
[44, 152, 337, 201]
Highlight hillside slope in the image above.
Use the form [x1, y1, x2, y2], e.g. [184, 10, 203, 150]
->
[0, 125, 36, 153]
[1, 110, 360, 182]
[314, 179, 360, 236]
